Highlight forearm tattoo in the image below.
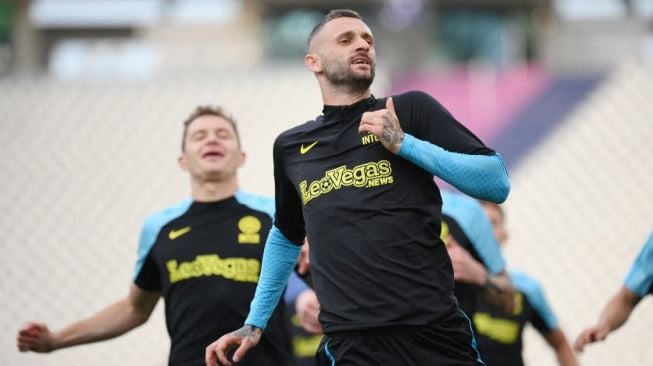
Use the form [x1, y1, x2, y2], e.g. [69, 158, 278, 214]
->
[234, 325, 262, 339]
[382, 112, 404, 145]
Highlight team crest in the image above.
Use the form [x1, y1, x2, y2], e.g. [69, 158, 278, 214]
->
[238, 215, 261, 244]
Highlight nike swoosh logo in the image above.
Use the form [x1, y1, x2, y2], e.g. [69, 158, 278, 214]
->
[300, 141, 318, 154]
[169, 226, 191, 240]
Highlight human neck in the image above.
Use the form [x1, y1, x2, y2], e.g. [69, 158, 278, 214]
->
[190, 176, 239, 202]
[320, 83, 371, 106]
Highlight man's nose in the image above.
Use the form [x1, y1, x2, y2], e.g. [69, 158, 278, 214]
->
[205, 132, 221, 144]
[354, 37, 370, 51]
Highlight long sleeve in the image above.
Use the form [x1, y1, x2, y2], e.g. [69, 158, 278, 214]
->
[245, 226, 301, 329]
[398, 133, 510, 203]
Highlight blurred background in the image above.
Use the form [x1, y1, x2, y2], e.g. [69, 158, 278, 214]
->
[1, 0, 652, 365]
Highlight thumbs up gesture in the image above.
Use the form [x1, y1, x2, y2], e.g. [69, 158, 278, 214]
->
[359, 97, 404, 154]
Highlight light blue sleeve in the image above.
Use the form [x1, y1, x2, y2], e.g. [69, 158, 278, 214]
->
[624, 231, 653, 297]
[235, 191, 308, 304]
[133, 199, 192, 280]
[245, 225, 301, 329]
[398, 133, 510, 203]
[511, 270, 558, 329]
[441, 191, 506, 274]
[235, 191, 275, 218]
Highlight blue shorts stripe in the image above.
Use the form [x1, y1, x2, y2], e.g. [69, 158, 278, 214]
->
[324, 340, 336, 366]
[459, 309, 486, 366]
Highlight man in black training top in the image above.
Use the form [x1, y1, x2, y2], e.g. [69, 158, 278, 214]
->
[206, 9, 511, 366]
[16, 106, 293, 366]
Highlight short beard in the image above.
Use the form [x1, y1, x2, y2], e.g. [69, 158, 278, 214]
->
[323, 60, 375, 94]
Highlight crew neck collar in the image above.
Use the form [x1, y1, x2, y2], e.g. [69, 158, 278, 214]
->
[322, 95, 377, 119]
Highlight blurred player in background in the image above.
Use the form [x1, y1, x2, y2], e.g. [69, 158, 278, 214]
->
[441, 190, 514, 318]
[478, 201, 577, 366]
[284, 240, 321, 366]
[206, 8, 510, 366]
[574, 230, 653, 352]
[16, 105, 300, 366]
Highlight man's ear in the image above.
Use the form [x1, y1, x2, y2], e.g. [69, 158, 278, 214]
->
[237, 151, 246, 168]
[178, 154, 188, 171]
[305, 53, 322, 73]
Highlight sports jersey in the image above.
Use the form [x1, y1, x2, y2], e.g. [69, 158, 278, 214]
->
[624, 231, 653, 297]
[133, 192, 289, 366]
[441, 190, 505, 275]
[284, 272, 320, 366]
[440, 190, 506, 317]
[473, 270, 558, 366]
[273, 91, 498, 334]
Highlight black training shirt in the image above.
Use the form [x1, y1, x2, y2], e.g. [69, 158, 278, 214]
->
[273, 91, 494, 333]
[134, 195, 289, 366]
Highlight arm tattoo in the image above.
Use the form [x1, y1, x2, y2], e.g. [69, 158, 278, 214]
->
[234, 325, 262, 339]
[382, 112, 404, 145]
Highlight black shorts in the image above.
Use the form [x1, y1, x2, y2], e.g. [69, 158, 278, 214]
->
[315, 310, 484, 366]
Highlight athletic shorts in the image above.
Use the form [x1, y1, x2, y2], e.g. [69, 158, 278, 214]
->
[315, 310, 484, 366]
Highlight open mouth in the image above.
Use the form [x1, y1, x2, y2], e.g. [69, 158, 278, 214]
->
[351, 55, 371, 66]
[202, 151, 224, 159]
